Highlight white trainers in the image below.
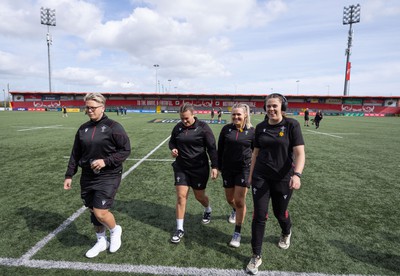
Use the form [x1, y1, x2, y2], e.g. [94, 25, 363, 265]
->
[229, 232, 241, 248]
[85, 237, 109, 258]
[278, 231, 291, 249]
[228, 210, 236, 224]
[171, 229, 185, 243]
[109, 225, 122, 253]
[202, 211, 211, 224]
[246, 254, 262, 275]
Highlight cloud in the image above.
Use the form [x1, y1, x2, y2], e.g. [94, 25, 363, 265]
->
[54, 67, 110, 86]
[362, 0, 400, 22]
[77, 49, 102, 61]
[85, 0, 287, 79]
[0, 51, 43, 76]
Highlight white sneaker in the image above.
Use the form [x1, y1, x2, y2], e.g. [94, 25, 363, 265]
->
[246, 254, 262, 275]
[171, 229, 185, 243]
[85, 237, 109, 258]
[202, 211, 211, 224]
[228, 210, 236, 224]
[229, 232, 241, 248]
[109, 225, 122, 253]
[278, 231, 291, 249]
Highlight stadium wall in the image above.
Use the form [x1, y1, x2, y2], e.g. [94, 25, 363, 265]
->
[9, 92, 400, 115]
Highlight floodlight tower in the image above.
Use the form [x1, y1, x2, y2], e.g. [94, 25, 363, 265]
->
[153, 64, 160, 92]
[342, 4, 361, 96]
[40, 7, 56, 93]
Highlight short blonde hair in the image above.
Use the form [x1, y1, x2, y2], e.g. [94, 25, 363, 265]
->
[231, 103, 252, 128]
[84, 93, 106, 105]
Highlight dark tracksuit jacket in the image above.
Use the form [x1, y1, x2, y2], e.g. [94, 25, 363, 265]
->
[65, 114, 131, 179]
[217, 124, 255, 173]
[254, 117, 304, 180]
[168, 117, 218, 169]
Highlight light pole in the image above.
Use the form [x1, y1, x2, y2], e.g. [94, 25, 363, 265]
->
[296, 80, 300, 95]
[343, 4, 361, 96]
[40, 7, 56, 93]
[326, 85, 330, 95]
[168, 79, 171, 92]
[2, 89, 5, 110]
[153, 64, 159, 92]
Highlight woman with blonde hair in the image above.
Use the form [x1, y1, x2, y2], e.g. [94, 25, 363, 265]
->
[218, 103, 255, 247]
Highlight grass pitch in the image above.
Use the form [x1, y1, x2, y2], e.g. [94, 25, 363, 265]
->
[0, 111, 399, 275]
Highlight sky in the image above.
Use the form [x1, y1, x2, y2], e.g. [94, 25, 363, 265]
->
[1, 0, 400, 99]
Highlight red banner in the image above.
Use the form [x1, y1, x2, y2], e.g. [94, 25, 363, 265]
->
[346, 62, 351, 80]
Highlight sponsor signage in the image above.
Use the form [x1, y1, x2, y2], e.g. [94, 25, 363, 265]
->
[149, 118, 226, 124]
[363, 99, 384, 106]
[25, 94, 43, 101]
[221, 101, 256, 107]
[288, 98, 304, 103]
[60, 95, 74, 100]
[384, 100, 397, 107]
[326, 98, 342, 104]
[14, 95, 24, 102]
[42, 95, 60, 101]
[364, 113, 385, 117]
[343, 98, 362, 105]
[135, 99, 258, 108]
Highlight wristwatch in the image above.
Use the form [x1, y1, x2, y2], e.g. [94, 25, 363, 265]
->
[293, 172, 302, 178]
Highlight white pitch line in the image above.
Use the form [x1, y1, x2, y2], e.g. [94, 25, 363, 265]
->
[306, 130, 343, 138]
[122, 136, 170, 179]
[17, 125, 64, 132]
[20, 206, 87, 261]
[126, 158, 174, 162]
[63, 156, 174, 162]
[0, 258, 366, 276]
[20, 136, 171, 261]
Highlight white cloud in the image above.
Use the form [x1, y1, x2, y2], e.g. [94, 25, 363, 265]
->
[54, 67, 109, 86]
[77, 49, 102, 61]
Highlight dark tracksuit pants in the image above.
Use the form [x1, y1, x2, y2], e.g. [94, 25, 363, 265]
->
[251, 172, 293, 256]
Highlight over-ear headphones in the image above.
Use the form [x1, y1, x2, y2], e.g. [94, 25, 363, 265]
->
[263, 93, 288, 112]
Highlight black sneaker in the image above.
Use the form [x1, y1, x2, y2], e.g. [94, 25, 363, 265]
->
[202, 211, 211, 224]
[171, 229, 185, 243]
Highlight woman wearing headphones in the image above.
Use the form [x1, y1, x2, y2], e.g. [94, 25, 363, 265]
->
[246, 93, 305, 275]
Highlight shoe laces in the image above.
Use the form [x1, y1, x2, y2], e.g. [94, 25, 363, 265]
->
[232, 232, 240, 240]
[250, 255, 260, 265]
[280, 234, 289, 244]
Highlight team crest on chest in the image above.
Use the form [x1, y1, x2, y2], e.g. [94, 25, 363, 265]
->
[279, 126, 286, 137]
